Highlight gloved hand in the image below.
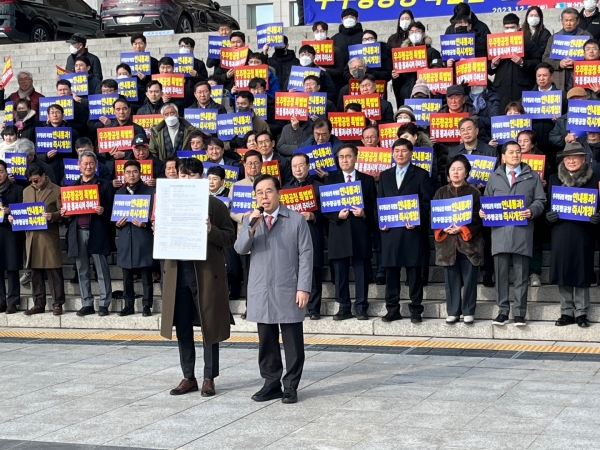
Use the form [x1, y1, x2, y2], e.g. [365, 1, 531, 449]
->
[590, 213, 600, 225]
[546, 211, 559, 223]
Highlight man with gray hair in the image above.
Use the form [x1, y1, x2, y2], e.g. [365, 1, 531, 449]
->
[15, 139, 58, 186]
[0, 71, 45, 118]
[543, 7, 592, 91]
[149, 103, 198, 161]
[337, 56, 392, 110]
[60, 150, 114, 316]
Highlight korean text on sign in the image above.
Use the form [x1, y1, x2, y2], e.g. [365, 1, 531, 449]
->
[39, 97, 74, 121]
[574, 61, 600, 89]
[309, 93, 327, 117]
[118, 77, 139, 101]
[261, 160, 281, 184]
[411, 147, 435, 176]
[379, 123, 400, 148]
[164, 53, 194, 77]
[208, 36, 230, 59]
[342, 94, 381, 121]
[280, 185, 318, 213]
[63, 158, 98, 185]
[440, 34, 476, 61]
[549, 35, 588, 61]
[567, 100, 600, 133]
[120, 52, 151, 75]
[491, 114, 533, 144]
[430, 195, 473, 229]
[465, 155, 497, 186]
[5, 152, 27, 180]
[377, 194, 421, 228]
[455, 57, 488, 86]
[184, 108, 218, 134]
[429, 113, 468, 142]
[60, 185, 100, 215]
[59, 73, 88, 96]
[252, 93, 268, 120]
[405, 99, 442, 126]
[521, 154, 546, 179]
[97, 126, 134, 152]
[216, 112, 253, 141]
[293, 144, 336, 175]
[10, 202, 47, 231]
[319, 181, 364, 213]
[231, 184, 258, 213]
[521, 91, 563, 119]
[416, 68, 454, 94]
[234, 65, 269, 90]
[302, 40, 334, 66]
[256, 22, 285, 48]
[486, 31, 524, 59]
[111, 194, 152, 222]
[115, 159, 153, 184]
[203, 162, 240, 190]
[329, 112, 366, 141]
[220, 46, 249, 69]
[133, 114, 163, 138]
[356, 147, 392, 175]
[348, 78, 387, 99]
[275, 92, 309, 121]
[35, 127, 72, 153]
[287, 66, 321, 91]
[348, 42, 381, 68]
[151, 74, 184, 98]
[88, 94, 118, 120]
[392, 45, 428, 73]
[480, 195, 527, 227]
[4, 101, 12, 126]
[550, 185, 598, 222]
[177, 151, 208, 161]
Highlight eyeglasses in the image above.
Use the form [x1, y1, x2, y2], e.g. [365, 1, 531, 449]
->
[29, 178, 42, 184]
[256, 140, 271, 147]
[255, 189, 275, 198]
[314, 131, 329, 138]
[245, 161, 261, 167]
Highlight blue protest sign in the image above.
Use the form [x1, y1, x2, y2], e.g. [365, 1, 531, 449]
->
[404, 99, 442, 126]
[58, 73, 88, 96]
[203, 161, 240, 190]
[165, 53, 194, 77]
[410, 148, 434, 176]
[522, 91, 563, 119]
[210, 84, 224, 104]
[231, 184, 257, 213]
[549, 35, 587, 61]
[377, 194, 420, 228]
[5, 152, 27, 180]
[252, 93, 268, 120]
[439, 34, 476, 61]
[308, 93, 327, 117]
[4, 101, 13, 126]
[465, 155, 497, 185]
[208, 36, 230, 59]
[430, 195, 473, 229]
[319, 181, 364, 213]
[491, 114, 533, 144]
[256, 22, 285, 48]
[348, 42, 381, 68]
[176, 150, 208, 161]
[184, 108, 218, 134]
[35, 127, 72, 153]
[480, 195, 527, 227]
[550, 185, 598, 222]
[567, 100, 600, 133]
[39, 97, 74, 121]
[10, 202, 47, 231]
[117, 77, 138, 101]
[293, 144, 337, 175]
[88, 94, 119, 120]
[63, 158, 98, 185]
[287, 66, 321, 91]
[120, 52, 151, 75]
[111, 194, 151, 222]
[216, 196, 231, 207]
[216, 112, 253, 141]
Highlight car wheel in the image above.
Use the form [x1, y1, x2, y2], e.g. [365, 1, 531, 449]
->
[176, 15, 193, 34]
[30, 24, 51, 42]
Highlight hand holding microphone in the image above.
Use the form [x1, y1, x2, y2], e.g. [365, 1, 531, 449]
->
[248, 206, 265, 236]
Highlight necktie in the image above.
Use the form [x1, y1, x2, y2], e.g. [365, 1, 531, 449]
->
[397, 170, 404, 189]
[346, 174, 352, 183]
[266, 215, 273, 230]
[510, 170, 516, 186]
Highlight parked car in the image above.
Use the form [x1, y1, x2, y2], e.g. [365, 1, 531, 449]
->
[0, 0, 103, 43]
[100, 0, 239, 37]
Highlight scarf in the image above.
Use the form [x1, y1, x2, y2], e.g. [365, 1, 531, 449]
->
[469, 93, 486, 114]
[162, 124, 183, 158]
[126, 180, 143, 195]
[558, 162, 593, 187]
[0, 178, 10, 196]
[211, 185, 227, 196]
[17, 86, 34, 100]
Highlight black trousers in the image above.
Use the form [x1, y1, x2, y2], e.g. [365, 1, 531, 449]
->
[0, 270, 20, 307]
[32, 268, 65, 307]
[307, 267, 323, 314]
[385, 266, 424, 316]
[173, 284, 219, 380]
[332, 257, 369, 314]
[241, 254, 251, 307]
[257, 322, 304, 390]
[481, 226, 494, 279]
[122, 267, 153, 307]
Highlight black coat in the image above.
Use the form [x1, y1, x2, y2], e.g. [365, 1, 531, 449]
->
[66, 49, 103, 80]
[136, 98, 164, 115]
[115, 181, 155, 269]
[0, 182, 24, 270]
[66, 176, 114, 257]
[267, 152, 293, 187]
[332, 23, 364, 56]
[283, 175, 325, 267]
[67, 100, 90, 139]
[324, 170, 377, 260]
[579, 8, 600, 40]
[268, 49, 300, 93]
[183, 58, 209, 108]
[188, 98, 227, 116]
[378, 163, 433, 267]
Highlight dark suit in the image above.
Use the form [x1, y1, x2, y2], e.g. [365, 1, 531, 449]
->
[324, 170, 377, 314]
[264, 152, 293, 187]
[378, 164, 433, 316]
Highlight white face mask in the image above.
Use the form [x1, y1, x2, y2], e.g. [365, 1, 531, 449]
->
[470, 86, 484, 95]
[343, 18, 356, 28]
[527, 16, 540, 27]
[504, 28, 518, 33]
[584, 0, 597, 11]
[299, 55, 313, 67]
[165, 116, 179, 127]
[314, 32, 327, 40]
[409, 33, 422, 44]
[69, 44, 78, 55]
[179, 46, 192, 54]
[399, 19, 411, 31]
[396, 117, 411, 123]
[117, 75, 129, 79]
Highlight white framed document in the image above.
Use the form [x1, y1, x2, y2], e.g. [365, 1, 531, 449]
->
[153, 178, 209, 260]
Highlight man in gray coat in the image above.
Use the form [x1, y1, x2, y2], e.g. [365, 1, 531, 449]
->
[480, 141, 546, 327]
[234, 174, 313, 404]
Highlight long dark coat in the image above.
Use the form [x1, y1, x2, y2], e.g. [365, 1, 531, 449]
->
[548, 164, 600, 287]
[378, 163, 434, 267]
[160, 196, 236, 345]
[324, 170, 377, 260]
[115, 181, 155, 269]
[0, 182, 24, 271]
[66, 176, 114, 257]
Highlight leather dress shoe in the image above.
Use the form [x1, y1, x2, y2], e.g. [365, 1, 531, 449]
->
[24, 305, 44, 316]
[333, 311, 353, 321]
[98, 307, 109, 317]
[483, 276, 495, 287]
[309, 311, 321, 320]
[375, 276, 386, 285]
[53, 305, 63, 316]
[577, 315, 590, 328]
[142, 306, 152, 317]
[282, 388, 298, 404]
[119, 305, 135, 316]
[356, 312, 369, 320]
[5, 305, 17, 314]
[170, 378, 198, 396]
[76, 306, 95, 317]
[555, 315, 575, 326]
[251, 385, 283, 402]
[410, 314, 422, 323]
[201, 378, 215, 397]
[382, 312, 402, 322]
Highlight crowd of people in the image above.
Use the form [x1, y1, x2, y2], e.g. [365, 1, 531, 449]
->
[1, 3, 600, 336]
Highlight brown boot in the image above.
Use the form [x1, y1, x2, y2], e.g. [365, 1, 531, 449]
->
[201, 378, 215, 397]
[53, 305, 63, 316]
[24, 305, 45, 316]
[169, 378, 198, 396]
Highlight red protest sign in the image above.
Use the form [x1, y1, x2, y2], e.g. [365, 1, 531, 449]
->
[115, 159, 154, 184]
[342, 94, 381, 121]
[487, 31, 525, 60]
[261, 160, 281, 184]
[378, 123, 401, 148]
[60, 185, 100, 215]
[356, 147, 393, 175]
[392, 45, 428, 73]
[274, 92, 309, 120]
[328, 112, 367, 141]
[97, 126, 134, 152]
[56, 65, 71, 75]
[302, 40, 335, 66]
[429, 113, 469, 142]
[349, 78, 388, 100]
[521, 154, 546, 179]
[237, 148, 249, 160]
[280, 185, 318, 213]
[234, 64, 269, 90]
[220, 46, 249, 69]
[151, 74, 185, 98]
[133, 114, 163, 138]
[455, 57, 488, 86]
[574, 61, 600, 88]
[1, 56, 13, 87]
[416, 68, 454, 94]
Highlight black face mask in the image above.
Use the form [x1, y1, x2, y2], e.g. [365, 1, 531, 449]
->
[16, 110, 28, 119]
[455, 26, 469, 34]
[274, 48, 287, 55]
[351, 68, 366, 79]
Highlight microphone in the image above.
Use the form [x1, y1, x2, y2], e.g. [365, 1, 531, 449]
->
[248, 206, 265, 229]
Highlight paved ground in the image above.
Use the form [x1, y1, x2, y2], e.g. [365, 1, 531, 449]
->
[2, 340, 600, 449]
